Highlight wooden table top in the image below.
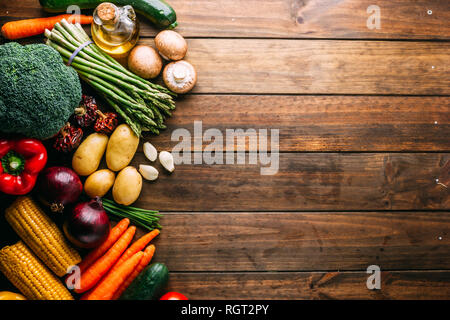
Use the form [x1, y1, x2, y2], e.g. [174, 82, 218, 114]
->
[0, 0, 449, 299]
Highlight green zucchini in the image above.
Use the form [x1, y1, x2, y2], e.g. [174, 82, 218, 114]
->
[119, 263, 169, 300]
[39, 0, 177, 29]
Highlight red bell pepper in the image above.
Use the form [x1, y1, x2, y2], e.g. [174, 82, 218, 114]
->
[0, 138, 47, 195]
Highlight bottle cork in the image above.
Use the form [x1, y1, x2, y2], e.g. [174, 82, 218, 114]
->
[97, 2, 117, 22]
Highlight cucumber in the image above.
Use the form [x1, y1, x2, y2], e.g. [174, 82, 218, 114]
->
[119, 263, 169, 300]
[39, 0, 177, 29]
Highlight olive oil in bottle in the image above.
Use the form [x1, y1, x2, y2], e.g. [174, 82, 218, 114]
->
[91, 2, 139, 58]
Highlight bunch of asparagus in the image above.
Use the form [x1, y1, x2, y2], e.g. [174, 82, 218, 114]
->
[44, 19, 176, 136]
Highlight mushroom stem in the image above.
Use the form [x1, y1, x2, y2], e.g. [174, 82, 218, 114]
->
[162, 60, 197, 94]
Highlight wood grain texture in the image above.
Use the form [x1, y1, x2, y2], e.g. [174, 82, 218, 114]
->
[2, 9, 449, 95]
[149, 212, 450, 272]
[163, 0, 450, 39]
[132, 153, 449, 211]
[1, 0, 449, 39]
[167, 271, 450, 299]
[150, 95, 450, 152]
[1, 0, 449, 301]
[5, 38, 448, 95]
[138, 38, 450, 95]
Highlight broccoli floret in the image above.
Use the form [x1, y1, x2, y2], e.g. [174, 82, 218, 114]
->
[0, 42, 82, 139]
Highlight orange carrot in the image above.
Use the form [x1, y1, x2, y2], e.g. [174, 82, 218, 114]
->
[82, 251, 144, 300]
[77, 218, 130, 273]
[79, 287, 94, 300]
[84, 237, 158, 300]
[75, 226, 136, 293]
[1, 14, 93, 40]
[112, 229, 159, 270]
[111, 245, 156, 300]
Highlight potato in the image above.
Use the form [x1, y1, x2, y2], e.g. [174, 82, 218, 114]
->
[72, 133, 109, 176]
[106, 124, 139, 172]
[112, 166, 142, 206]
[84, 169, 115, 198]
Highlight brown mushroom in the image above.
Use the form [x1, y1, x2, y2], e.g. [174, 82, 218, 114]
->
[127, 45, 163, 79]
[163, 60, 197, 94]
[155, 30, 187, 61]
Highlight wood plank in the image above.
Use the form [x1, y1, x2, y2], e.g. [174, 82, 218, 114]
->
[1, 0, 449, 39]
[5, 38, 448, 95]
[151, 95, 450, 152]
[2, 16, 449, 94]
[139, 38, 450, 95]
[132, 153, 450, 211]
[159, 0, 450, 39]
[167, 271, 450, 299]
[150, 212, 450, 272]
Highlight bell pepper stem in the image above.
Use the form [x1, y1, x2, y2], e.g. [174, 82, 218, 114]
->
[1, 151, 25, 176]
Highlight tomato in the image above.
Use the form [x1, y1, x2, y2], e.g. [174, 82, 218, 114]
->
[160, 292, 188, 300]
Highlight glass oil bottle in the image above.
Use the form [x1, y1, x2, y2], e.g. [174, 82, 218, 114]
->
[91, 2, 140, 58]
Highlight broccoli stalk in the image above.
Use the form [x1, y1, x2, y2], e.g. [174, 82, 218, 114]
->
[44, 19, 176, 137]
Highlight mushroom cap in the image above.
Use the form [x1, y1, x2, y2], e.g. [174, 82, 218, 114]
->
[163, 60, 197, 94]
[155, 30, 187, 61]
[128, 45, 163, 79]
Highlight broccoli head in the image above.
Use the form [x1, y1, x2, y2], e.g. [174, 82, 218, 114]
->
[0, 42, 82, 139]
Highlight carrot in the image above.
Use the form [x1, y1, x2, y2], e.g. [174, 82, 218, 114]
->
[111, 245, 156, 300]
[75, 226, 136, 293]
[77, 218, 130, 273]
[78, 226, 157, 299]
[84, 238, 157, 300]
[79, 287, 94, 300]
[1, 15, 93, 40]
[112, 229, 159, 271]
[82, 251, 144, 300]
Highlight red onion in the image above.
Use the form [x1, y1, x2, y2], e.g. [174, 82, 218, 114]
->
[63, 198, 110, 249]
[38, 166, 82, 213]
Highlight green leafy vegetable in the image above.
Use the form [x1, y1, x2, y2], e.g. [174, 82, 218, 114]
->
[102, 198, 162, 231]
[0, 42, 82, 139]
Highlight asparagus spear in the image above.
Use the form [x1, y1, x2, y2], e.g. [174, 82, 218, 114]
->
[44, 19, 176, 136]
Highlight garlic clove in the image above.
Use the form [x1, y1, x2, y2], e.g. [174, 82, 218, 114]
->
[159, 151, 175, 172]
[143, 142, 158, 161]
[139, 164, 159, 181]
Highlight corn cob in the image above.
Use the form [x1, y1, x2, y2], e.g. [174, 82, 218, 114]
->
[0, 241, 74, 300]
[5, 196, 81, 277]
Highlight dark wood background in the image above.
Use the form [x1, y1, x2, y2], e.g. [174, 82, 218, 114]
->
[0, 0, 449, 299]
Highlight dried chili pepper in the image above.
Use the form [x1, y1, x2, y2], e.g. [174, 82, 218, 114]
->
[94, 110, 118, 134]
[74, 94, 98, 127]
[53, 122, 83, 153]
